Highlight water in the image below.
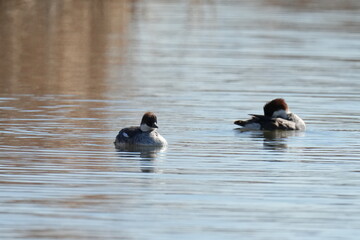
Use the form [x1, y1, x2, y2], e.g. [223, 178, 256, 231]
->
[1, 0, 360, 239]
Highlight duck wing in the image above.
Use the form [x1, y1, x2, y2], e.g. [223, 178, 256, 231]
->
[270, 118, 297, 130]
[250, 114, 297, 130]
[234, 115, 296, 130]
[234, 114, 271, 129]
[115, 126, 142, 143]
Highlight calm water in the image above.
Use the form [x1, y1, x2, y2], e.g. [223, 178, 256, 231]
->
[1, 0, 360, 239]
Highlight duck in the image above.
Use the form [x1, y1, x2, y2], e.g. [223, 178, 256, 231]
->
[114, 112, 167, 148]
[234, 98, 306, 130]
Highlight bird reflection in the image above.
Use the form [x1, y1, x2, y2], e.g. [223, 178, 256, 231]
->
[235, 128, 305, 151]
[115, 145, 167, 173]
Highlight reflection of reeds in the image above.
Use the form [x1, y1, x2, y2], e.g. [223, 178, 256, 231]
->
[0, 0, 133, 96]
[0, 0, 135, 150]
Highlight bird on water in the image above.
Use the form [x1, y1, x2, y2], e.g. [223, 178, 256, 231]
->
[114, 112, 167, 148]
[234, 98, 306, 131]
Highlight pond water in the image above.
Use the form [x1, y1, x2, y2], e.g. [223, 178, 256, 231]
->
[1, 0, 360, 239]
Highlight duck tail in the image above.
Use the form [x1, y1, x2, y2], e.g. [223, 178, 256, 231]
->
[234, 120, 246, 126]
